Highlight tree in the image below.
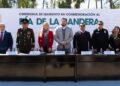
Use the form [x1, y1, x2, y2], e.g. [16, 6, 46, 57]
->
[58, 0, 71, 8]
[75, 0, 85, 8]
[0, 0, 37, 8]
[106, 0, 120, 9]
[0, 0, 10, 8]
[58, 0, 84, 8]
[18, 0, 37, 8]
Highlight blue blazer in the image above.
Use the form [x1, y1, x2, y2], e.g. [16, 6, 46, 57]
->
[0, 31, 13, 53]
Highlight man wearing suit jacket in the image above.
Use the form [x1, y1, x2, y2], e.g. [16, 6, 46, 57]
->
[55, 18, 73, 54]
[0, 23, 13, 54]
[73, 23, 92, 54]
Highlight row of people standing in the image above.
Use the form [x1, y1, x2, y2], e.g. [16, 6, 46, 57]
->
[0, 18, 120, 54]
[73, 21, 120, 54]
[73, 21, 109, 54]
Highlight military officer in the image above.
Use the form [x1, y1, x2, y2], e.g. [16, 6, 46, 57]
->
[92, 21, 109, 53]
[16, 19, 35, 54]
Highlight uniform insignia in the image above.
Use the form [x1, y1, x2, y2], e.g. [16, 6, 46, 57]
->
[27, 35, 30, 39]
[20, 32, 22, 34]
[27, 31, 31, 35]
[104, 30, 106, 33]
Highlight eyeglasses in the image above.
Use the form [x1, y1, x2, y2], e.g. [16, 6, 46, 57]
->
[80, 25, 84, 27]
[98, 24, 103, 25]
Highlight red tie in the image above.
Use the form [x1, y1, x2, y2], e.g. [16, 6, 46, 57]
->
[0, 32, 3, 42]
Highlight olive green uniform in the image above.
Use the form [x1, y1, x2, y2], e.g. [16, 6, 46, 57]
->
[16, 28, 35, 54]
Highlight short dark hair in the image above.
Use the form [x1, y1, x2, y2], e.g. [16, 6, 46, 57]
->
[61, 18, 67, 22]
[80, 23, 85, 27]
[98, 21, 104, 25]
[21, 19, 29, 24]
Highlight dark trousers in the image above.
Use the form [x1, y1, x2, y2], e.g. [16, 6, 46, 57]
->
[19, 49, 31, 54]
[43, 46, 49, 53]
[0, 50, 6, 54]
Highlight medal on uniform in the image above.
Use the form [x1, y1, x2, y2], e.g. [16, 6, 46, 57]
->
[20, 32, 22, 35]
[27, 31, 31, 35]
[104, 31, 106, 33]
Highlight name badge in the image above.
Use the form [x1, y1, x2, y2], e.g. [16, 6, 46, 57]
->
[104, 51, 115, 55]
[81, 51, 93, 55]
[55, 51, 65, 55]
[29, 51, 41, 55]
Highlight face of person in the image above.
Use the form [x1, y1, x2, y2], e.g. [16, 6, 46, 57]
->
[0, 24, 5, 32]
[80, 25, 85, 31]
[43, 23, 49, 32]
[61, 19, 67, 27]
[22, 23, 29, 29]
[113, 28, 119, 34]
[98, 22, 103, 30]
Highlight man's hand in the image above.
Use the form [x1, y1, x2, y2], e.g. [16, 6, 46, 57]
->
[93, 49, 97, 53]
[73, 48, 77, 54]
[48, 48, 52, 53]
[40, 47, 43, 52]
[106, 49, 110, 51]
[60, 41, 66, 45]
[31, 48, 34, 51]
[116, 48, 119, 52]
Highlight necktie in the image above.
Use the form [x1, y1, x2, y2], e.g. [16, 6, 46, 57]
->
[62, 29, 65, 40]
[0, 32, 3, 42]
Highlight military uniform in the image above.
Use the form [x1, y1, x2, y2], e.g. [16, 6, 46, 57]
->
[92, 28, 109, 52]
[16, 28, 35, 54]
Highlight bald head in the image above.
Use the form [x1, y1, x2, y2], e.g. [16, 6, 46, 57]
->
[0, 23, 5, 32]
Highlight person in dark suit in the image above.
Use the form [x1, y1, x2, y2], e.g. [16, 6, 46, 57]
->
[0, 23, 13, 54]
[92, 21, 109, 53]
[16, 19, 35, 54]
[109, 26, 120, 53]
[38, 22, 54, 53]
[73, 23, 92, 54]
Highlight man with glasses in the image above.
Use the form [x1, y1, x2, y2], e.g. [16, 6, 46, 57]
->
[92, 21, 109, 53]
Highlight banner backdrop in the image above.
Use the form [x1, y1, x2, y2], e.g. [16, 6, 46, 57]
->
[0, 9, 120, 49]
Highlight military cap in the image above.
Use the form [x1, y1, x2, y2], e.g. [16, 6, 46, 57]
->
[21, 19, 29, 24]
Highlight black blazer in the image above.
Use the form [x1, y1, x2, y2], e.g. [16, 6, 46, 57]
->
[0, 31, 13, 53]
